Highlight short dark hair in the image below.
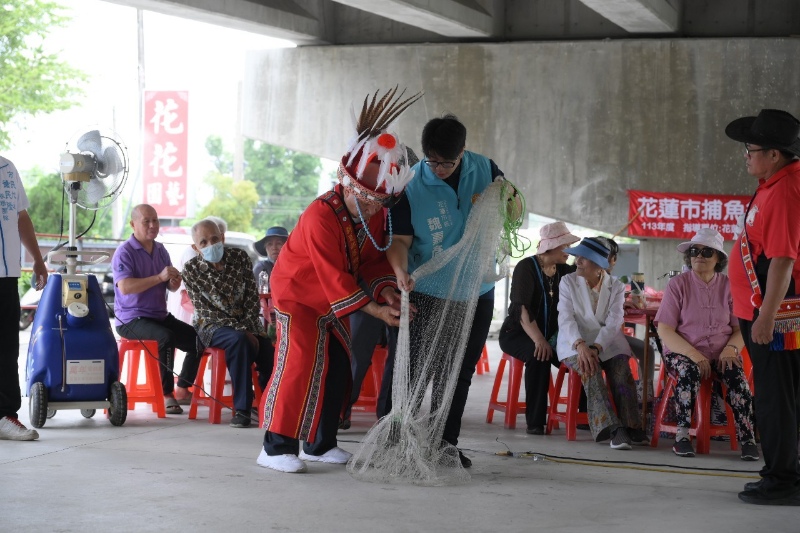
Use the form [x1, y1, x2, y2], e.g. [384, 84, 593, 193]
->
[595, 236, 619, 262]
[421, 114, 466, 160]
[682, 249, 728, 272]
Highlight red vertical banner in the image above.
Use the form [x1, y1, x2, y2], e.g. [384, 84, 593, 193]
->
[142, 91, 188, 218]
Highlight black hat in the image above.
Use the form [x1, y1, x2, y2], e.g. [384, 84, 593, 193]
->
[254, 226, 289, 257]
[725, 109, 800, 157]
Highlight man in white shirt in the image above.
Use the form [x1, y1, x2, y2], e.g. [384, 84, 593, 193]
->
[0, 156, 48, 441]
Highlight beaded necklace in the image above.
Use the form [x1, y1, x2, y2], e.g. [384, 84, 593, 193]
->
[355, 197, 393, 252]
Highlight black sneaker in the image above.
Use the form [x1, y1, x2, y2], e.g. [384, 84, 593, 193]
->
[672, 438, 695, 457]
[609, 427, 632, 450]
[526, 426, 544, 435]
[338, 417, 351, 430]
[741, 442, 760, 461]
[629, 428, 650, 446]
[738, 487, 800, 506]
[230, 410, 252, 428]
[458, 449, 472, 468]
[744, 480, 764, 492]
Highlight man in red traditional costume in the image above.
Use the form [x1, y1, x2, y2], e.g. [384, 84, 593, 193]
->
[257, 88, 422, 473]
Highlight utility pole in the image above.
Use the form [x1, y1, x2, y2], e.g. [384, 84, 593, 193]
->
[118, 8, 146, 238]
[233, 81, 244, 181]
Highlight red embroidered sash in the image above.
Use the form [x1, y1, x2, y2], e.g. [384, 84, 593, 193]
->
[320, 190, 360, 278]
[739, 229, 800, 350]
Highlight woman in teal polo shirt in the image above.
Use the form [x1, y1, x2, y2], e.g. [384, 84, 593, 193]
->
[381, 114, 505, 468]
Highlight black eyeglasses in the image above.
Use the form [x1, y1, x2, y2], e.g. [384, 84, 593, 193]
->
[744, 144, 770, 156]
[424, 159, 458, 170]
[688, 247, 716, 258]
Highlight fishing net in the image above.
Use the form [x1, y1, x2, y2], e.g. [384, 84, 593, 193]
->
[347, 179, 520, 486]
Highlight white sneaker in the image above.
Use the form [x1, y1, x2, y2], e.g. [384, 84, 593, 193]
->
[299, 446, 352, 464]
[0, 416, 39, 441]
[256, 449, 307, 473]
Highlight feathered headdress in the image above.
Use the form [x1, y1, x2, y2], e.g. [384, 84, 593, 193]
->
[338, 87, 423, 206]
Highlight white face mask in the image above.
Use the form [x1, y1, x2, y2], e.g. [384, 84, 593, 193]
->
[201, 241, 224, 263]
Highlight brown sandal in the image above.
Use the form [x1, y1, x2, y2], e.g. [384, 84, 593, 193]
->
[165, 397, 183, 415]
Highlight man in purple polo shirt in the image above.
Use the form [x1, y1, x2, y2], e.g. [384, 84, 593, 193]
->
[113, 204, 199, 414]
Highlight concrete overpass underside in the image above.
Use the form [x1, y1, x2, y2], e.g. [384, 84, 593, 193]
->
[105, 0, 798, 44]
[106, 0, 800, 284]
[238, 37, 799, 283]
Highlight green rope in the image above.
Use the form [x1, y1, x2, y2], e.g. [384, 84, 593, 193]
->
[499, 179, 531, 260]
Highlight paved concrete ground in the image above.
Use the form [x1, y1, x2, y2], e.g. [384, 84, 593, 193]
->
[2, 333, 793, 532]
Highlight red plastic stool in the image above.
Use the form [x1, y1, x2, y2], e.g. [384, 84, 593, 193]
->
[650, 365, 738, 454]
[118, 338, 166, 418]
[189, 347, 261, 424]
[252, 365, 263, 408]
[628, 356, 640, 380]
[546, 364, 588, 440]
[476, 344, 491, 375]
[352, 346, 388, 414]
[189, 347, 231, 424]
[486, 353, 526, 429]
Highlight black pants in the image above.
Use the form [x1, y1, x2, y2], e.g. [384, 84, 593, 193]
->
[0, 278, 21, 419]
[209, 327, 273, 413]
[263, 334, 350, 456]
[740, 317, 800, 493]
[116, 314, 199, 395]
[346, 310, 385, 418]
[498, 328, 560, 429]
[379, 293, 494, 447]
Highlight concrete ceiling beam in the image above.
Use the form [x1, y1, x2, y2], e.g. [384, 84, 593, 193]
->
[102, 0, 327, 45]
[330, 0, 494, 38]
[578, 0, 679, 33]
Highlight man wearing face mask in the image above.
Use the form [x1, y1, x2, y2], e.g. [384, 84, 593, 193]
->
[113, 204, 200, 415]
[182, 219, 274, 428]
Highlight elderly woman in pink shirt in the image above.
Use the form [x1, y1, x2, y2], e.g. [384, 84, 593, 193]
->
[655, 228, 757, 460]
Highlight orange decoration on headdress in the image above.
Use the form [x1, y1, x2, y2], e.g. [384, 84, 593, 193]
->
[377, 133, 396, 150]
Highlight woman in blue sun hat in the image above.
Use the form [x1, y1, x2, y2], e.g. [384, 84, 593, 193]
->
[557, 237, 645, 450]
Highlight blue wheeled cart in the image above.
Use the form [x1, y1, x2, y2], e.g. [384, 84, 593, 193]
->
[26, 271, 127, 428]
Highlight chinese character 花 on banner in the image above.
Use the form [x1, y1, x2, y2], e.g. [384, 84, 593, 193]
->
[627, 189, 750, 241]
[142, 91, 188, 218]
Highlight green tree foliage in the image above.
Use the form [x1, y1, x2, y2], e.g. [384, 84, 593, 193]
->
[23, 168, 112, 238]
[205, 135, 233, 175]
[244, 139, 321, 231]
[201, 136, 321, 232]
[197, 172, 259, 232]
[0, 1, 87, 149]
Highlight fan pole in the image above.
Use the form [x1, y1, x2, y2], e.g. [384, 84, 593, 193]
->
[67, 184, 79, 275]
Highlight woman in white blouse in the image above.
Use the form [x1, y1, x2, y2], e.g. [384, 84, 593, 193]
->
[557, 237, 645, 450]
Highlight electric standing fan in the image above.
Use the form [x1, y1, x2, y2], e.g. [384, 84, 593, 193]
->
[26, 129, 130, 428]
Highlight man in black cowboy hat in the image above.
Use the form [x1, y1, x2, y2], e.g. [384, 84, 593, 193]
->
[252, 226, 289, 283]
[726, 109, 800, 506]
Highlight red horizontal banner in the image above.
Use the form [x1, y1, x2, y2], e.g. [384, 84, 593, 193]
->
[627, 189, 749, 240]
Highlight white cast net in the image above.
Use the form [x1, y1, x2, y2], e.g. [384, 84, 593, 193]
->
[347, 180, 513, 486]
